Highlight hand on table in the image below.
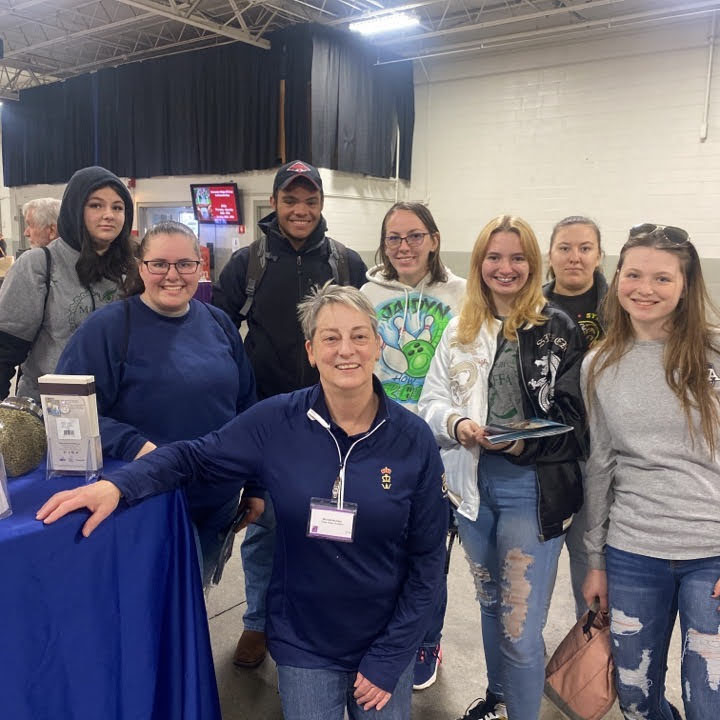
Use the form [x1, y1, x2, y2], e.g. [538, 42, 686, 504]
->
[353, 672, 391, 711]
[36, 480, 121, 537]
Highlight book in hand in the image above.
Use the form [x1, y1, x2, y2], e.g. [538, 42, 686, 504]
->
[484, 418, 573, 445]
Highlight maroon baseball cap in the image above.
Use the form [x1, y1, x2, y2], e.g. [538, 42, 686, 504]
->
[273, 160, 323, 194]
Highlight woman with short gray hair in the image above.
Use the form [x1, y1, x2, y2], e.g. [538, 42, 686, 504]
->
[39, 281, 448, 720]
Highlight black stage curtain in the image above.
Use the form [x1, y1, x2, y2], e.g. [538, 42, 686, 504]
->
[3, 43, 278, 186]
[310, 25, 414, 180]
[2, 74, 95, 185]
[2, 27, 413, 186]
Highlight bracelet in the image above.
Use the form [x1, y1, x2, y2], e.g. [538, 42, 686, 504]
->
[452, 416, 470, 442]
[503, 439, 520, 454]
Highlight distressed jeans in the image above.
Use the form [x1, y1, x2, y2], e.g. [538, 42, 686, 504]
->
[277, 660, 414, 720]
[606, 545, 720, 720]
[455, 453, 563, 720]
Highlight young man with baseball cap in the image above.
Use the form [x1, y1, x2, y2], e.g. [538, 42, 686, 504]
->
[213, 160, 367, 668]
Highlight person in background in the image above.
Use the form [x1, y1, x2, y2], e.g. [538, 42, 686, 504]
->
[56, 221, 256, 585]
[362, 201, 465, 690]
[0, 233, 6, 256]
[419, 215, 586, 720]
[39, 284, 448, 720]
[23, 198, 61, 249]
[213, 160, 367, 668]
[582, 224, 720, 720]
[543, 215, 607, 619]
[0, 166, 134, 402]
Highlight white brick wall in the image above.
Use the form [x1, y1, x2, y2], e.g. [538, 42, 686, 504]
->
[410, 18, 720, 257]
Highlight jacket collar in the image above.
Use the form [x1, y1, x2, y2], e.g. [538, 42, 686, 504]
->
[309, 375, 390, 432]
[258, 211, 328, 255]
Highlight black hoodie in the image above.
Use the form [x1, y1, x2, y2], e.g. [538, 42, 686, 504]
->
[57, 166, 134, 252]
[212, 212, 367, 399]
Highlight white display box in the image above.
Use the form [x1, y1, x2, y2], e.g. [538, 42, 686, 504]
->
[38, 374, 102, 482]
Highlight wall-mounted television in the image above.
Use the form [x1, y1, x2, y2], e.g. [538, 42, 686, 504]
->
[191, 183, 243, 225]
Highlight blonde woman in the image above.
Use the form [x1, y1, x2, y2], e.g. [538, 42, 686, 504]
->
[419, 215, 586, 720]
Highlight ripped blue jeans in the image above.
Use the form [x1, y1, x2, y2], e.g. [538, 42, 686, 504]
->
[606, 545, 720, 720]
[455, 453, 563, 720]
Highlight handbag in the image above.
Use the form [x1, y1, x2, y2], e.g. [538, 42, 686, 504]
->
[544, 607, 617, 720]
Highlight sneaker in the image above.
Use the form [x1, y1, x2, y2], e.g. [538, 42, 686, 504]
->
[412, 644, 442, 690]
[232, 629, 266, 668]
[456, 691, 508, 720]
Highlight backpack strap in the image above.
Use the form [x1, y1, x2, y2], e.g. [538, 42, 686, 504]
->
[239, 237, 268, 318]
[31, 247, 52, 345]
[327, 237, 350, 286]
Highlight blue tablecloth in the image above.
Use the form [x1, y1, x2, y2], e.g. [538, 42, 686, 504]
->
[0, 461, 222, 720]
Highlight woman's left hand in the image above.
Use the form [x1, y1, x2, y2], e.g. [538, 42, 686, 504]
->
[353, 672, 391, 711]
[712, 576, 720, 611]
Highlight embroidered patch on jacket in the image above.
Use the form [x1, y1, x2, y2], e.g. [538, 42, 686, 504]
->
[380, 466, 392, 490]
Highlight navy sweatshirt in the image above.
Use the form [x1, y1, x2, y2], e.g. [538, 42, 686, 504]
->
[106, 380, 448, 692]
[56, 295, 257, 511]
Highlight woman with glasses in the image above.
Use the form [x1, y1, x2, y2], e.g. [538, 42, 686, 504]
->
[419, 215, 586, 720]
[0, 166, 135, 402]
[56, 221, 256, 585]
[40, 283, 447, 720]
[361, 202, 465, 691]
[582, 224, 720, 720]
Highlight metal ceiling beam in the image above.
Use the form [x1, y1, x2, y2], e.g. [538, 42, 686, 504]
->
[1, 12, 157, 59]
[114, 0, 271, 47]
[378, 1, 720, 62]
[374, 0, 630, 43]
[324, 0, 442, 25]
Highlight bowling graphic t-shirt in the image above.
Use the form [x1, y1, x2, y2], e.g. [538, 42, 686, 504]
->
[361, 266, 466, 412]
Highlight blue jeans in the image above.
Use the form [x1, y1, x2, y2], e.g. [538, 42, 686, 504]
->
[606, 546, 720, 720]
[240, 494, 276, 631]
[455, 453, 563, 720]
[277, 660, 414, 720]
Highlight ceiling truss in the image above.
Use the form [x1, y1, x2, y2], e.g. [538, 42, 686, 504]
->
[0, 0, 717, 98]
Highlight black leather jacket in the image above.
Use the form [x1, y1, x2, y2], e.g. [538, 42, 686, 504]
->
[508, 305, 588, 540]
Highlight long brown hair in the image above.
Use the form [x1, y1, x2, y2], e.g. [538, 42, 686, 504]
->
[375, 202, 448, 285]
[458, 214, 546, 344]
[586, 228, 720, 455]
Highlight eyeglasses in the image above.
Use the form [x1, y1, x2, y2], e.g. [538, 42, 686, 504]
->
[629, 224, 689, 245]
[384, 232, 430, 249]
[142, 260, 201, 275]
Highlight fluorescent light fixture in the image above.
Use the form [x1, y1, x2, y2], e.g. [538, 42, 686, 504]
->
[349, 13, 420, 35]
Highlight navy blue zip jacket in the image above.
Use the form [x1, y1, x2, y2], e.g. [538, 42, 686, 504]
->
[107, 378, 448, 692]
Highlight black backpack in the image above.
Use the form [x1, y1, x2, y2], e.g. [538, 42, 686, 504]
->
[239, 235, 350, 318]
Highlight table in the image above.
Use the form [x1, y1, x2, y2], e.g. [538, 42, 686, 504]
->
[0, 461, 221, 720]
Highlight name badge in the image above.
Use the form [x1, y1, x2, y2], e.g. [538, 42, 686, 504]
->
[307, 498, 357, 543]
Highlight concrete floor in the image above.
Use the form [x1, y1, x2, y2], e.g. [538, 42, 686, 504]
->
[206, 536, 684, 720]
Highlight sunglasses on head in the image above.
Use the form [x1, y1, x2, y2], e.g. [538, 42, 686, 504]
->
[629, 223, 689, 245]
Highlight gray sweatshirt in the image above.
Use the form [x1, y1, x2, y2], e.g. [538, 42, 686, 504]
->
[0, 237, 119, 401]
[581, 340, 720, 569]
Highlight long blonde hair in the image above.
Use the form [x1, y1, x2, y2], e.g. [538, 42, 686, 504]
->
[458, 214, 546, 344]
[586, 228, 720, 456]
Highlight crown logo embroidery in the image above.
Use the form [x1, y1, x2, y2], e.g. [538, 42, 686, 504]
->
[380, 466, 392, 490]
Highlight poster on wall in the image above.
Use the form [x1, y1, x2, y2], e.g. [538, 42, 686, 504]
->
[191, 183, 243, 225]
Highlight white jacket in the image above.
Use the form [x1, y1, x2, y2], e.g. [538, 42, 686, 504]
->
[418, 315, 501, 521]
